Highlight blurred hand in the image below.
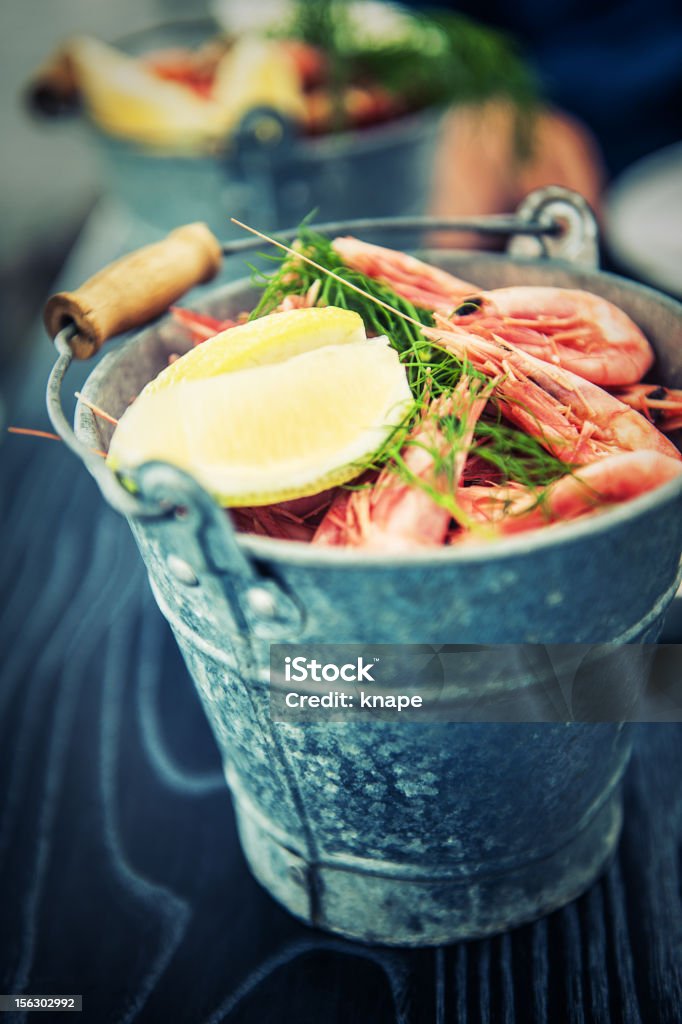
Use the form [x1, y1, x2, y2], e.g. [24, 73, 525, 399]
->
[430, 100, 605, 247]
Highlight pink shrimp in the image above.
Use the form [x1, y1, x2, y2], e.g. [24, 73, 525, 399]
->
[231, 506, 317, 542]
[274, 279, 323, 312]
[313, 375, 490, 550]
[333, 239, 655, 387]
[448, 286, 654, 387]
[170, 307, 239, 345]
[311, 490, 355, 546]
[452, 450, 682, 540]
[453, 482, 533, 528]
[610, 384, 682, 433]
[171, 281, 323, 346]
[331, 236, 476, 314]
[427, 319, 682, 465]
[231, 489, 337, 542]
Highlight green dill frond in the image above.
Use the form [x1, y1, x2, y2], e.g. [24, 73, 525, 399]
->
[474, 417, 571, 488]
[277, 2, 539, 154]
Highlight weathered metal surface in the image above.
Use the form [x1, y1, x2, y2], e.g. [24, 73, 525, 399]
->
[92, 103, 443, 235]
[70, 241, 682, 945]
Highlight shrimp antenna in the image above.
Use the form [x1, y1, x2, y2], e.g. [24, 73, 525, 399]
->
[8, 426, 106, 458]
[74, 392, 119, 425]
[8, 427, 64, 442]
[230, 218, 426, 330]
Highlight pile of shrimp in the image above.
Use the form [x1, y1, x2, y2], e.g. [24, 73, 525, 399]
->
[173, 239, 682, 550]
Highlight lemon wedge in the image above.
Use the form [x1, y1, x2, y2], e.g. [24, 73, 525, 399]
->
[145, 306, 368, 393]
[67, 35, 304, 152]
[107, 309, 412, 506]
[68, 36, 224, 151]
[211, 36, 306, 133]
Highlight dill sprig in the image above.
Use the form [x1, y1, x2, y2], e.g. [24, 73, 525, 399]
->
[280, 2, 539, 154]
[286, 0, 351, 53]
[475, 417, 572, 490]
[348, 12, 538, 119]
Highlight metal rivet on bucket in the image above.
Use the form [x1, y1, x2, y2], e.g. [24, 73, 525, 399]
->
[288, 865, 307, 887]
[166, 554, 199, 587]
[246, 586, 278, 618]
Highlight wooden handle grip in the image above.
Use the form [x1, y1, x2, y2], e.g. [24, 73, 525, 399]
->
[25, 45, 80, 115]
[44, 223, 223, 359]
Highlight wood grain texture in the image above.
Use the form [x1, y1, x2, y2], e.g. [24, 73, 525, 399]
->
[43, 223, 222, 358]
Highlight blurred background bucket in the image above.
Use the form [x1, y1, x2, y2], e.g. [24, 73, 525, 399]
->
[52, 204, 682, 945]
[74, 19, 444, 235]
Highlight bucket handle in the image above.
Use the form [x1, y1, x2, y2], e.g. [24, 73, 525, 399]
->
[44, 186, 598, 360]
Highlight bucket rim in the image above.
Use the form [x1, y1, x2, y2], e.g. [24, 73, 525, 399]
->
[233, 473, 682, 566]
[78, 248, 682, 569]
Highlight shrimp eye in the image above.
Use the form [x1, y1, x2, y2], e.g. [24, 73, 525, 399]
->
[453, 297, 484, 316]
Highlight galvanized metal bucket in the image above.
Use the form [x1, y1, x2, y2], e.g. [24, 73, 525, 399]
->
[84, 20, 443, 234]
[47, 189, 682, 945]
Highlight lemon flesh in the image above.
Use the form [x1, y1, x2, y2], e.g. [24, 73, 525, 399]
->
[68, 35, 305, 152]
[145, 306, 367, 394]
[211, 36, 306, 133]
[69, 36, 224, 150]
[107, 316, 412, 506]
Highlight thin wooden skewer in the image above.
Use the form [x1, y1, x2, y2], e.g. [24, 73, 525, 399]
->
[230, 218, 427, 331]
[74, 391, 118, 425]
